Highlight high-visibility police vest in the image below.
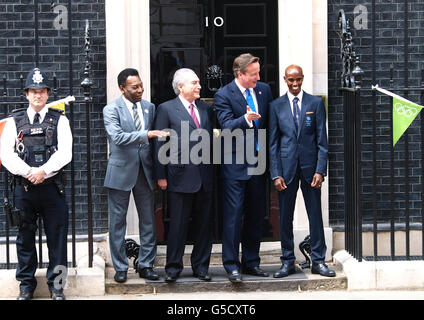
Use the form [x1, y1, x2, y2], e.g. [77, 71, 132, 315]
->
[12, 108, 61, 167]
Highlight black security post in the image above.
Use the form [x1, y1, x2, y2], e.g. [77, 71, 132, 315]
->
[32, 0, 43, 269]
[2, 76, 10, 269]
[338, 9, 364, 261]
[67, 0, 77, 268]
[81, 20, 94, 268]
[403, 0, 410, 261]
[53, 74, 57, 100]
[421, 64, 424, 260]
[34, 0, 39, 66]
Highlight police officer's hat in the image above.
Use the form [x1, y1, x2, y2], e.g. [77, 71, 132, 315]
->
[24, 67, 51, 91]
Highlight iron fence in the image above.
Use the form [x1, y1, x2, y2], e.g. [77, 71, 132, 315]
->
[339, 5, 424, 261]
[0, 1, 94, 269]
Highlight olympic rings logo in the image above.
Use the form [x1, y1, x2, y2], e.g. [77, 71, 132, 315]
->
[394, 102, 418, 118]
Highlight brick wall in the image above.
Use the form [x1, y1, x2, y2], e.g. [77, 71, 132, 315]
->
[0, 0, 108, 236]
[328, 0, 424, 228]
[2, 0, 423, 236]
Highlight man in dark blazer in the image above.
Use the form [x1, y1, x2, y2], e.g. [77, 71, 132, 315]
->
[103, 68, 169, 283]
[153, 68, 214, 283]
[269, 64, 335, 278]
[214, 53, 273, 282]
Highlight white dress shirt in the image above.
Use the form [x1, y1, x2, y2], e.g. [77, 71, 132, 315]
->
[0, 105, 73, 178]
[235, 78, 259, 128]
[178, 96, 201, 126]
[123, 96, 145, 131]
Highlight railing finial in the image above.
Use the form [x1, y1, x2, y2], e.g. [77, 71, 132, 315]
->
[81, 20, 93, 102]
[338, 9, 363, 89]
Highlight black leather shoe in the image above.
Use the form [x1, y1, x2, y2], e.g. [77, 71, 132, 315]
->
[138, 267, 160, 281]
[114, 271, 127, 283]
[17, 290, 33, 300]
[273, 263, 296, 278]
[228, 270, 242, 283]
[50, 289, 66, 300]
[242, 266, 269, 277]
[165, 273, 179, 283]
[311, 263, 336, 277]
[193, 272, 212, 282]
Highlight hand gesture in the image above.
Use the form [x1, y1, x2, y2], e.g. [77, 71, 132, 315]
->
[245, 106, 261, 122]
[147, 130, 170, 139]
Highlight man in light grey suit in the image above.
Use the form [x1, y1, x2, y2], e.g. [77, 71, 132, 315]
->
[103, 68, 169, 283]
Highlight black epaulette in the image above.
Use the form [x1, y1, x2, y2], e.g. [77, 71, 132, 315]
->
[44, 109, 62, 127]
[10, 108, 27, 127]
[10, 108, 27, 117]
[47, 107, 65, 115]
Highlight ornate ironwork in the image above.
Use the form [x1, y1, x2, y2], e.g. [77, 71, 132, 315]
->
[338, 9, 364, 89]
[206, 65, 223, 92]
[125, 238, 140, 270]
[299, 235, 312, 269]
[81, 19, 94, 267]
[81, 20, 93, 101]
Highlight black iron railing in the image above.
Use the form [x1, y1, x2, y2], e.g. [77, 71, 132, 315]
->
[339, 5, 424, 262]
[1, 1, 94, 269]
[338, 9, 364, 262]
[366, 0, 424, 262]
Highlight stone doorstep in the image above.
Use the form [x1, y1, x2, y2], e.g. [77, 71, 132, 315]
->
[0, 239, 337, 298]
[0, 261, 346, 299]
[119, 241, 316, 268]
[152, 251, 283, 268]
[104, 264, 347, 295]
[106, 241, 346, 295]
[333, 250, 424, 290]
[0, 255, 106, 299]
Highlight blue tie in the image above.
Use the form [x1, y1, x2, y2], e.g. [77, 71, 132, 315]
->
[293, 97, 300, 134]
[245, 89, 258, 128]
[245, 89, 259, 151]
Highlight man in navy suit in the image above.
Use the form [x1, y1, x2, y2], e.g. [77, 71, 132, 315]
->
[153, 68, 214, 283]
[214, 53, 273, 282]
[269, 64, 335, 278]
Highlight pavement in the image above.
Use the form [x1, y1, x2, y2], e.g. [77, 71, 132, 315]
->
[3, 289, 424, 300]
[74, 290, 424, 300]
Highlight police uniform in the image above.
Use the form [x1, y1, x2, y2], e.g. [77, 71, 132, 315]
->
[0, 68, 73, 300]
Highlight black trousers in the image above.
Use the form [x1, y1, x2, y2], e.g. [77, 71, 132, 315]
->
[14, 183, 68, 292]
[165, 189, 213, 276]
[221, 174, 266, 273]
[278, 164, 326, 265]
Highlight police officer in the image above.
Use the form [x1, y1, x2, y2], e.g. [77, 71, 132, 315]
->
[0, 68, 72, 300]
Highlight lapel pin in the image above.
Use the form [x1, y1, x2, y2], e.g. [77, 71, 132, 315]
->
[144, 109, 149, 114]
[259, 91, 262, 95]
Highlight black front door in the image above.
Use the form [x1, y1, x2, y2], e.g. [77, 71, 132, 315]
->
[150, 0, 279, 105]
[150, 0, 280, 243]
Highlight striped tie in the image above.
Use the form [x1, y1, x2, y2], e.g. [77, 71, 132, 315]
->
[189, 104, 200, 129]
[132, 104, 142, 131]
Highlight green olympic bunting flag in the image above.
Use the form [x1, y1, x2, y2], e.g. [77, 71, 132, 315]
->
[372, 85, 423, 147]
